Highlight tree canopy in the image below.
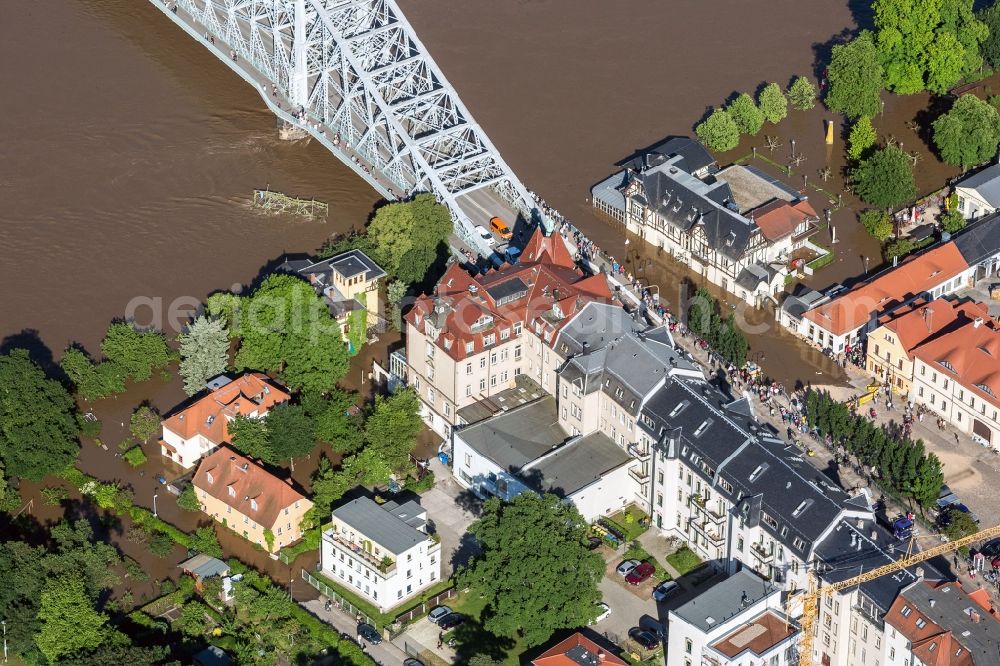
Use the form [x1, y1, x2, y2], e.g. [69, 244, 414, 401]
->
[728, 93, 764, 135]
[852, 145, 917, 209]
[0, 349, 80, 481]
[100, 323, 171, 382]
[364, 194, 453, 285]
[873, 0, 987, 94]
[230, 274, 350, 394]
[848, 116, 878, 160]
[859, 209, 894, 242]
[36, 575, 110, 662]
[178, 315, 230, 396]
[695, 108, 740, 152]
[362, 388, 423, 478]
[758, 83, 788, 124]
[788, 75, 817, 110]
[826, 32, 885, 119]
[457, 493, 604, 648]
[979, 2, 1000, 70]
[932, 93, 1000, 168]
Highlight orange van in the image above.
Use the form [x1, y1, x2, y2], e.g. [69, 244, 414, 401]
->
[489, 216, 513, 239]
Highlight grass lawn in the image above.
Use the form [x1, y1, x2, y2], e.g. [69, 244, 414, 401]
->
[605, 505, 650, 541]
[623, 541, 669, 581]
[665, 546, 702, 576]
[449, 591, 528, 665]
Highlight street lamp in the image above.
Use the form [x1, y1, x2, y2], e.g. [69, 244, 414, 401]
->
[153, 492, 158, 518]
[3, 619, 7, 663]
[862, 256, 869, 275]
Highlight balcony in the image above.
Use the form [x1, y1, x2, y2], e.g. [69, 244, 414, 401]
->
[628, 442, 651, 461]
[629, 465, 651, 483]
[750, 542, 774, 565]
[325, 531, 396, 575]
[689, 518, 724, 545]
[690, 497, 727, 524]
[690, 250, 712, 265]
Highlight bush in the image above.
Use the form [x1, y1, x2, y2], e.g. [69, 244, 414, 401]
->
[125, 556, 149, 582]
[159, 579, 177, 596]
[177, 485, 201, 512]
[41, 486, 69, 506]
[404, 471, 435, 493]
[859, 209, 893, 242]
[940, 210, 966, 234]
[149, 532, 176, 558]
[77, 414, 103, 438]
[123, 446, 147, 468]
[665, 546, 702, 576]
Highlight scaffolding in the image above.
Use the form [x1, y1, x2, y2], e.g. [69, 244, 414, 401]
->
[251, 188, 328, 220]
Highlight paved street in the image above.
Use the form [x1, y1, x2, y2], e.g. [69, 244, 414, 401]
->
[300, 597, 408, 666]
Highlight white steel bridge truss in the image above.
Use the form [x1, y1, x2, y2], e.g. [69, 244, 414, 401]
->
[164, 0, 540, 244]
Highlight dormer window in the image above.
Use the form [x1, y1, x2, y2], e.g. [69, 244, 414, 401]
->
[206, 471, 214, 484]
[250, 498, 258, 511]
[670, 400, 690, 418]
[693, 418, 713, 438]
[749, 463, 769, 482]
[228, 486, 236, 497]
[792, 499, 813, 518]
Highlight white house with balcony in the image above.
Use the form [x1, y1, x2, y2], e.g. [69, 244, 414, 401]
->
[320, 497, 441, 611]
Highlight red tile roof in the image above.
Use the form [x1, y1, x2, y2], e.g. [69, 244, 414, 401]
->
[532, 633, 627, 666]
[193, 446, 309, 528]
[753, 199, 818, 242]
[803, 243, 969, 336]
[912, 314, 1000, 409]
[877, 298, 990, 355]
[162, 374, 289, 443]
[404, 229, 612, 360]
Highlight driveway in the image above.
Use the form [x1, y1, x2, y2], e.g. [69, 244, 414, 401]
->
[300, 597, 408, 665]
[419, 457, 481, 577]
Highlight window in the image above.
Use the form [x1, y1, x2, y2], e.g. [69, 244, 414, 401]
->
[465, 385, 472, 397]
[228, 486, 236, 497]
[685, 639, 692, 655]
[466, 362, 472, 375]
[915, 617, 926, 629]
[479, 379, 486, 391]
[464, 453, 471, 468]
[206, 471, 214, 484]
[480, 357, 486, 369]
[500, 328, 510, 340]
[483, 333, 496, 346]
[900, 605, 912, 617]
[250, 498, 258, 511]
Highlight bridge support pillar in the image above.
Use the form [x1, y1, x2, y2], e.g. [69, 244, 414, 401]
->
[290, 0, 309, 109]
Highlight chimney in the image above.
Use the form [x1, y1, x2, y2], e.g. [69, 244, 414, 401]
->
[975, 317, 984, 328]
[850, 533, 857, 547]
[930, 599, 936, 608]
[916, 566, 925, 580]
[597, 651, 606, 662]
[871, 530, 878, 542]
[923, 307, 933, 333]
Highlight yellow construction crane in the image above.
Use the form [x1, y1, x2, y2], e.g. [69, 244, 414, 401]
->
[793, 523, 1000, 666]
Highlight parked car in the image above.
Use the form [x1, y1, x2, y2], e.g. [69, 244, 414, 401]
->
[980, 538, 1000, 557]
[589, 602, 611, 625]
[357, 623, 381, 645]
[403, 660, 425, 666]
[626, 561, 656, 585]
[616, 559, 640, 577]
[652, 580, 680, 602]
[628, 627, 660, 650]
[428, 605, 452, 624]
[437, 613, 466, 631]
[475, 225, 496, 247]
[586, 536, 603, 550]
[490, 216, 513, 239]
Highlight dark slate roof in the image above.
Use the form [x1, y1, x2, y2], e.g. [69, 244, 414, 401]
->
[521, 430, 631, 497]
[952, 211, 1000, 265]
[618, 136, 716, 175]
[814, 518, 936, 613]
[485, 277, 529, 304]
[641, 376, 857, 556]
[735, 263, 771, 291]
[331, 497, 428, 555]
[456, 396, 569, 472]
[671, 569, 776, 633]
[902, 580, 1000, 662]
[956, 163, 1000, 207]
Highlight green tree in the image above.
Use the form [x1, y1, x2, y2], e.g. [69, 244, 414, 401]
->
[942, 509, 978, 542]
[36, 575, 109, 663]
[178, 315, 230, 396]
[848, 116, 878, 160]
[0, 349, 80, 481]
[727, 93, 764, 135]
[695, 108, 740, 152]
[266, 403, 316, 462]
[363, 388, 423, 476]
[177, 484, 201, 511]
[228, 415, 271, 461]
[190, 525, 223, 558]
[826, 32, 885, 119]
[940, 210, 967, 233]
[149, 533, 175, 558]
[310, 455, 354, 516]
[979, 2, 1000, 69]
[309, 388, 364, 453]
[178, 601, 209, 637]
[233, 274, 350, 394]
[100, 322, 170, 382]
[386, 280, 408, 331]
[59, 347, 125, 401]
[788, 75, 817, 110]
[458, 493, 604, 648]
[129, 405, 159, 444]
[859, 209, 895, 242]
[758, 82, 788, 124]
[932, 94, 1000, 168]
[874, 0, 986, 94]
[885, 237, 917, 260]
[853, 146, 917, 210]
[365, 194, 453, 285]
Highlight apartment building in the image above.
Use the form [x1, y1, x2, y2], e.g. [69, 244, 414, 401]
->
[882, 579, 1000, 666]
[597, 137, 817, 306]
[667, 569, 799, 666]
[320, 497, 440, 611]
[866, 298, 989, 395]
[911, 314, 1000, 448]
[160, 373, 290, 469]
[192, 446, 312, 553]
[403, 227, 612, 437]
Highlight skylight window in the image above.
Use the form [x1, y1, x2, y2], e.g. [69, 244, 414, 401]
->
[749, 463, 769, 482]
[693, 418, 713, 438]
[792, 499, 813, 518]
[669, 400, 690, 418]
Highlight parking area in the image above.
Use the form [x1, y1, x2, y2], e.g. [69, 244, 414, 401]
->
[418, 457, 481, 577]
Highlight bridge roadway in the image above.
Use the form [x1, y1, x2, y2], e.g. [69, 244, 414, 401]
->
[149, 0, 534, 256]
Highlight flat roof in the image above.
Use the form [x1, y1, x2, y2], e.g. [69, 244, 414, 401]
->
[671, 569, 776, 633]
[710, 610, 796, 659]
[521, 430, 632, 497]
[456, 396, 568, 472]
[456, 375, 545, 425]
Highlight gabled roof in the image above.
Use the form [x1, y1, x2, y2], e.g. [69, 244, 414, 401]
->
[956, 164, 1000, 207]
[803, 243, 969, 336]
[751, 198, 818, 242]
[952, 211, 1000, 265]
[617, 136, 715, 175]
[876, 298, 989, 356]
[532, 632, 627, 666]
[162, 374, 290, 444]
[193, 446, 309, 529]
[911, 314, 1000, 408]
